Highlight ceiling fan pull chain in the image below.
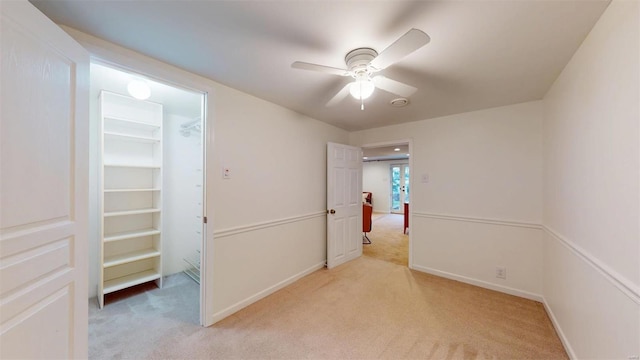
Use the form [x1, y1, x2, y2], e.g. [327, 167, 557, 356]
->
[360, 81, 365, 110]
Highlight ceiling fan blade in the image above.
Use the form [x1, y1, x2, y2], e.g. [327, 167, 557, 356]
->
[369, 29, 430, 70]
[291, 61, 351, 76]
[326, 83, 352, 107]
[372, 76, 417, 97]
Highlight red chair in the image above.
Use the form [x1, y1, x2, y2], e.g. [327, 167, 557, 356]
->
[404, 203, 409, 234]
[363, 202, 373, 244]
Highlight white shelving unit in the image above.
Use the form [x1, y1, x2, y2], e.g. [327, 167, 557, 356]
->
[98, 91, 164, 308]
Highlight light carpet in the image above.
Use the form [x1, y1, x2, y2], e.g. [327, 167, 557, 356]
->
[363, 213, 409, 266]
[89, 257, 567, 359]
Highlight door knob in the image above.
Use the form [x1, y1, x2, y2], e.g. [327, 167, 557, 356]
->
[327, 209, 336, 214]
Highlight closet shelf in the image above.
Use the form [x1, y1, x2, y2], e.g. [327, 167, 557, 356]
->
[104, 248, 161, 268]
[104, 131, 160, 143]
[104, 116, 161, 130]
[104, 228, 161, 242]
[104, 208, 161, 217]
[103, 270, 162, 295]
[104, 188, 161, 193]
[104, 163, 161, 169]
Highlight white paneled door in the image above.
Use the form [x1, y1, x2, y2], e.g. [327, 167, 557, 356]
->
[0, 1, 89, 359]
[326, 143, 362, 269]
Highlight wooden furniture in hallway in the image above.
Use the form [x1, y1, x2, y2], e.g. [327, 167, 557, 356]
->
[403, 203, 409, 234]
[363, 202, 373, 244]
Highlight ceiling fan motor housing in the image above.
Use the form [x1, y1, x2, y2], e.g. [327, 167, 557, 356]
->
[345, 48, 378, 76]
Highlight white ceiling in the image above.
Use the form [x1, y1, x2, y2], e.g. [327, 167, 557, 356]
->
[363, 145, 409, 162]
[31, 0, 610, 131]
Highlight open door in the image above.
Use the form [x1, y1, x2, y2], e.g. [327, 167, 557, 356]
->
[326, 142, 362, 269]
[1, 1, 89, 358]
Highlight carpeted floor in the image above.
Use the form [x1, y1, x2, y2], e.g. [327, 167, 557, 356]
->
[89, 257, 567, 359]
[363, 213, 409, 266]
[89, 274, 200, 359]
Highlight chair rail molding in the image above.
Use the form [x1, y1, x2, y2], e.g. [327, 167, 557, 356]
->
[213, 211, 326, 239]
[542, 225, 640, 305]
[412, 211, 541, 229]
[411, 212, 639, 304]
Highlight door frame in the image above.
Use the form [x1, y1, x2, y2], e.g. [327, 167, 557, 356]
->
[361, 139, 413, 269]
[62, 26, 216, 326]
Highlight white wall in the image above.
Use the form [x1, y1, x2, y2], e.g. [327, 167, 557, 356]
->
[210, 86, 348, 319]
[363, 159, 408, 213]
[350, 101, 544, 298]
[163, 113, 203, 275]
[542, 0, 640, 358]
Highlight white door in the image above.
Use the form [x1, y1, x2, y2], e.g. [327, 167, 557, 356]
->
[390, 164, 410, 214]
[326, 142, 362, 269]
[0, 2, 89, 359]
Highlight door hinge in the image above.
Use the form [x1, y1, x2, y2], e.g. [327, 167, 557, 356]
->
[203, 216, 207, 224]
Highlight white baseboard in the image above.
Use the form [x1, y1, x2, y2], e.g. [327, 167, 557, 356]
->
[542, 296, 577, 360]
[210, 261, 325, 324]
[411, 264, 543, 302]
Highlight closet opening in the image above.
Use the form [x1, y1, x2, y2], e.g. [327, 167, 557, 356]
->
[88, 62, 206, 326]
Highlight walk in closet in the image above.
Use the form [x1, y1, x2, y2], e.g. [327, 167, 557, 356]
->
[90, 63, 204, 312]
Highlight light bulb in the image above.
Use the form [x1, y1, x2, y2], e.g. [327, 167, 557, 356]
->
[127, 80, 151, 100]
[349, 78, 375, 100]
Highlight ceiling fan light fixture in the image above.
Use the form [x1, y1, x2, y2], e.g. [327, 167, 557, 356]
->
[349, 78, 375, 100]
[127, 79, 151, 100]
[291, 28, 430, 109]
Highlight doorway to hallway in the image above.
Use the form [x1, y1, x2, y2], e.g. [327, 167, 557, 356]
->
[361, 141, 411, 267]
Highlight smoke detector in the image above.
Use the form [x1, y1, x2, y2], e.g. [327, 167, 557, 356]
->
[390, 98, 409, 107]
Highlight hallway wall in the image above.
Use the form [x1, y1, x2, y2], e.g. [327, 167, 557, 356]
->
[541, 1, 640, 357]
[351, 101, 544, 299]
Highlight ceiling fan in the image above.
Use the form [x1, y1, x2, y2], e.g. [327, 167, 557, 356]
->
[291, 28, 430, 110]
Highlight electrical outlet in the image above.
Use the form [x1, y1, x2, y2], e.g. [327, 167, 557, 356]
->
[496, 266, 506, 279]
[222, 167, 231, 179]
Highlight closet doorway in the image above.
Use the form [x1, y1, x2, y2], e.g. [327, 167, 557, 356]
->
[89, 63, 206, 324]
